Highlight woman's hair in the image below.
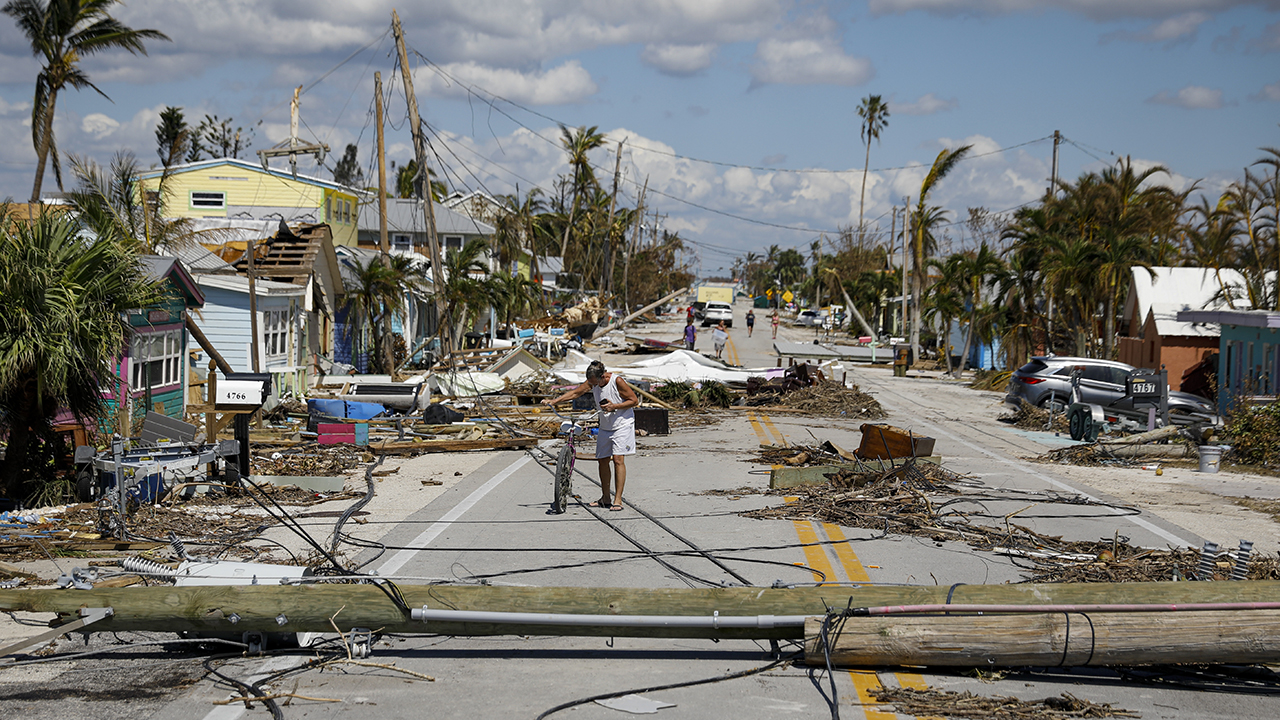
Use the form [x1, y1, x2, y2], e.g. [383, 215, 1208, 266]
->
[586, 360, 606, 380]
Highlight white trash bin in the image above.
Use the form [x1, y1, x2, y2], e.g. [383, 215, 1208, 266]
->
[1197, 445, 1223, 473]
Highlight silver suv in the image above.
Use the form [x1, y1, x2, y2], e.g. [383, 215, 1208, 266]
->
[1004, 356, 1215, 417]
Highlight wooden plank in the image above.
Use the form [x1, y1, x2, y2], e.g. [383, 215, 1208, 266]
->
[371, 437, 537, 454]
[804, 609, 1280, 667]
[4, 581, 1280, 639]
[769, 458, 942, 489]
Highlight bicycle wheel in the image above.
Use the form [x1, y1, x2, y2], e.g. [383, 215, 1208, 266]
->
[552, 441, 574, 514]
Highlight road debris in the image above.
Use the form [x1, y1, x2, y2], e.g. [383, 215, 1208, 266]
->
[870, 687, 1139, 719]
[1001, 399, 1069, 433]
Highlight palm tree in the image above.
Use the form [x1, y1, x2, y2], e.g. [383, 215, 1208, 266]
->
[3, 0, 169, 202]
[0, 209, 163, 500]
[856, 94, 890, 236]
[439, 238, 492, 350]
[910, 145, 972, 359]
[487, 270, 540, 333]
[341, 257, 409, 374]
[955, 242, 1007, 376]
[924, 253, 966, 375]
[557, 125, 607, 261]
[66, 151, 206, 254]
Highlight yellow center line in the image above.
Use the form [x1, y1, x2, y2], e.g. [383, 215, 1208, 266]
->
[758, 410, 929, 718]
[726, 330, 740, 366]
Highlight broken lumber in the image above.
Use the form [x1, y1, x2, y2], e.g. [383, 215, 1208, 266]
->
[1104, 444, 1192, 459]
[804, 608, 1280, 667]
[770, 458, 942, 489]
[370, 437, 537, 455]
[1099, 425, 1181, 446]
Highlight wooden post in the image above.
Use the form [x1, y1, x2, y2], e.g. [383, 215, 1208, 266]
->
[206, 361, 217, 444]
[374, 70, 395, 375]
[804, 609, 1280, 667]
[391, 10, 448, 356]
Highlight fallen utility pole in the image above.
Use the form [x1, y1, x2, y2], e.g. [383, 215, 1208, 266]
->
[595, 285, 691, 336]
[4, 581, 1279, 642]
[805, 608, 1280, 667]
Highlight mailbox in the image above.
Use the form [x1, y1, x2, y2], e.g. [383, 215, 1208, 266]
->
[215, 380, 268, 408]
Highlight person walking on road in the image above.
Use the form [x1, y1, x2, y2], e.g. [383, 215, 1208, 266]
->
[712, 321, 729, 360]
[770, 310, 780, 339]
[543, 361, 637, 511]
[683, 318, 697, 351]
[746, 309, 755, 337]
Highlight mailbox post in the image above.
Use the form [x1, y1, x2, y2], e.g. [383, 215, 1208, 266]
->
[217, 373, 272, 478]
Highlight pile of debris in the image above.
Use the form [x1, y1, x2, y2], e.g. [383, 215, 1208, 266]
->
[871, 688, 1139, 720]
[745, 364, 886, 418]
[1036, 425, 1198, 466]
[650, 380, 735, 408]
[1001, 399, 1068, 433]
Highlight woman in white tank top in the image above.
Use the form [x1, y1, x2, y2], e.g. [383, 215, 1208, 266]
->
[543, 361, 639, 511]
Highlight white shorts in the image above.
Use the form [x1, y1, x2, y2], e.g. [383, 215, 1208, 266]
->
[596, 423, 636, 458]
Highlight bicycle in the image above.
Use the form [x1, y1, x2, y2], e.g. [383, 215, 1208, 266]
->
[550, 410, 596, 514]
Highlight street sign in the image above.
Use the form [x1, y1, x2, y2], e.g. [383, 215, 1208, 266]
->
[782, 290, 793, 302]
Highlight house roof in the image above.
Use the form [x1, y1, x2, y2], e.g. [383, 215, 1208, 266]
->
[167, 242, 237, 274]
[1177, 310, 1280, 329]
[196, 273, 305, 296]
[358, 198, 494, 236]
[137, 157, 360, 194]
[139, 256, 205, 308]
[1123, 266, 1250, 338]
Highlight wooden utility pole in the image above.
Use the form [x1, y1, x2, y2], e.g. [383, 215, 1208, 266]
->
[624, 177, 647, 311]
[374, 71, 396, 375]
[902, 196, 910, 349]
[391, 10, 448, 355]
[601, 140, 624, 296]
[247, 236, 260, 372]
[887, 207, 896, 335]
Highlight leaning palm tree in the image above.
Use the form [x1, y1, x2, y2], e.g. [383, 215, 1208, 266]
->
[67, 151, 205, 254]
[3, 0, 169, 202]
[909, 144, 973, 359]
[0, 209, 163, 501]
[856, 94, 890, 236]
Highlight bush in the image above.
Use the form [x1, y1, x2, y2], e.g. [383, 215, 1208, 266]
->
[1226, 403, 1280, 468]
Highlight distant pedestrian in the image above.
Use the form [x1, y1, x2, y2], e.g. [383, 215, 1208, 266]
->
[746, 309, 755, 337]
[686, 305, 695, 323]
[712, 321, 729, 360]
[683, 318, 697, 350]
[770, 310, 780, 339]
[542, 361, 637, 511]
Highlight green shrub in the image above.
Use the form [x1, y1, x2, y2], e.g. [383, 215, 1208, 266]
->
[1226, 403, 1280, 468]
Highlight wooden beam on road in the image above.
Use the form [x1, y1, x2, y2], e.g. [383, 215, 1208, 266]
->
[370, 437, 537, 455]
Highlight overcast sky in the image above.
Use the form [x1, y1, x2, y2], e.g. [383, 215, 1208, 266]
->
[1, 1, 1277, 275]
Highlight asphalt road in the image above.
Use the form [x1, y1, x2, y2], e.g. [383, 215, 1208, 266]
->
[8, 300, 1280, 719]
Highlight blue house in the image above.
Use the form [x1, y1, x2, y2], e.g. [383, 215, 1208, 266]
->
[1176, 310, 1280, 413]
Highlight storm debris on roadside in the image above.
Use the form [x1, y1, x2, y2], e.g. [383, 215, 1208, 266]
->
[746, 377, 886, 418]
[1001, 399, 1069, 433]
[871, 687, 1140, 720]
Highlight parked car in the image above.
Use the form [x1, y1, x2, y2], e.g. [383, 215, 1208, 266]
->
[795, 309, 824, 327]
[1003, 355, 1216, 419]
[700, 301, 733, 327]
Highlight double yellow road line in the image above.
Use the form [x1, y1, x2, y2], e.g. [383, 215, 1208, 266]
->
[746, 410, 930, 719]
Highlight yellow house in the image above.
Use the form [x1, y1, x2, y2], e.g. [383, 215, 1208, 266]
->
[138, 158, 363, 247]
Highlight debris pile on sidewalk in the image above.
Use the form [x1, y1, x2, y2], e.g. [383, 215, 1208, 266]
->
[1001, 399, 1068, 433]
[871, 688, 1139, 720]
[745, 367, 885, 418]
[650, 380, 735, 408]
[1035, 425, 1198, 466]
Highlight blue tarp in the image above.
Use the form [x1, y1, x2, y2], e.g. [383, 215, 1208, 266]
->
[307, 398, 386, 420]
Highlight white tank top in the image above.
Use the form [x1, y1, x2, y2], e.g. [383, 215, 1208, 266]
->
[591, 374, 635, 432]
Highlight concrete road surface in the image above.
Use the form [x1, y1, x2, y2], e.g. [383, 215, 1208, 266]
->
[7, 298, 1280, 719]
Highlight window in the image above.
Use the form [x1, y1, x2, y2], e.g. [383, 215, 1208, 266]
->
[263, 309, 292, 361]
[392, 234, 412, 251]
[130, 330, 182, 390]
[343, 200, 352, 224]
[444, 236, 463, 256]
[325, 196, 331, 222]
[190, 191, 226, 209]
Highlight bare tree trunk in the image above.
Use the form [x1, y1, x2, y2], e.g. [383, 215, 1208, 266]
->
[957, 309, 976, 377]
[29, 91, 58, 203]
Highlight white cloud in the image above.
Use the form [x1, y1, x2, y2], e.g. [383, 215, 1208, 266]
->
[415, 61, 599, 105]
[641, 43, 717, 76]
[1251, 80, 1280, 101]
[0, 96, 31, 116]
[1101, 11, 1211, 44]
[1250, 21, 1280, 51]
[749, 37, 873, 87]
[890, 93, 958, 116]
[81, 113, 121, 139]
[1147, 85, 1226, 108]
[867, 1, 1271, 22]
